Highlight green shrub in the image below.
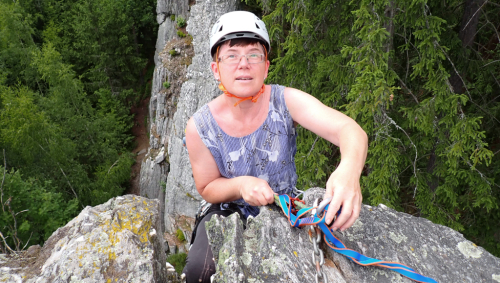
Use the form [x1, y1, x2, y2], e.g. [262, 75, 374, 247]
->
[170, 14, 175, 21]
[169, 49, 178, 56]
[163, 81, 170, 89]
[177, 30, 186, 38]
[176, 228, 185, 242]
[166, 253, 187, 274]
[176, 16, 186, 28]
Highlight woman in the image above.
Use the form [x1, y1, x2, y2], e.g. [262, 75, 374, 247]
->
[182, 11, 368, 283]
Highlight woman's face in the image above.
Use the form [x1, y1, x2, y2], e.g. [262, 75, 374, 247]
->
[211, 42, 269, 98]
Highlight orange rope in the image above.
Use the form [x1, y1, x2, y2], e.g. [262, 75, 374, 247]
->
[216, 44, 268, 107]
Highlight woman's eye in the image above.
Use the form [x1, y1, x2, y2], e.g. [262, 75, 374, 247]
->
[249, 54, 259, 58]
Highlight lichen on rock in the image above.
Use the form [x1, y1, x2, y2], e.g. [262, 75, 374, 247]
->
[0, 195, 168, 283]
[206, 187, 500, 283]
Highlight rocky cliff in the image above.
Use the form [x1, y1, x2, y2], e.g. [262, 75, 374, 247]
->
[139, 0, 240, 236]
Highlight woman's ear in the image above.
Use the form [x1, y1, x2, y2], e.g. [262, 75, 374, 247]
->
[264, 59, 270, 80]
[210, 61, 220, 80]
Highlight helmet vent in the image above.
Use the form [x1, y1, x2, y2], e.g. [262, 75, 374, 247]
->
[219, 25, 223, 32]
[235, 33, 244, 37]
[255, 23, 260, 29]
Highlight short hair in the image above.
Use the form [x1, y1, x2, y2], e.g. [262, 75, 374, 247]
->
[212, 38, 266, 62]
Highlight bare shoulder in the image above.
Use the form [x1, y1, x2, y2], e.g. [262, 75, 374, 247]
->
[185, 116, 221, 193]
[185, 117, 200, 146]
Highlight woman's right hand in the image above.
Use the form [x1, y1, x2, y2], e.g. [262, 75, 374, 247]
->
[238, 176, 275, 206]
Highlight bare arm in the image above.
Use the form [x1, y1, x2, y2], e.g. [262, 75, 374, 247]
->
[284, 87, 368, 231]
[185, 118, 275, 206]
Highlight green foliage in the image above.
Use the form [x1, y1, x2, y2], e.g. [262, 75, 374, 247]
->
[170, 14, 176, 22]
[163, 81, 171, 89]
[169, 49, 179, 56]
[177, 30, 186, 38]
[255, 0, 500, 256]
[0, 0, 157, 249]
[166, 252, 187, 274]
[176, 16, 186, 28]
[176, 229, 185, 242]
[0, 166, 78, 251]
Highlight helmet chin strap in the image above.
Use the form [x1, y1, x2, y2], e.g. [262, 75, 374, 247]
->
[216, 45, 267, 107]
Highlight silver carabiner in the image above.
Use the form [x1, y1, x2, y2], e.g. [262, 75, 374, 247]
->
[311, 198, 319, 217]
[316, 197, 332, 217]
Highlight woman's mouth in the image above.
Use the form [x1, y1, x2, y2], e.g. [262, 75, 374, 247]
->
[236, 76, 253, 81]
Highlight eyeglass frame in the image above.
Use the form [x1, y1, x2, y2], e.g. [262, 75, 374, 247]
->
[217, 53, 266, 65]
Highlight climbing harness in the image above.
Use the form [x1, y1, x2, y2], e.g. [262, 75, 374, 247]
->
[189, 201, 246, 248]
[275, 194, 438, 283]
[189, 200, 213, 248]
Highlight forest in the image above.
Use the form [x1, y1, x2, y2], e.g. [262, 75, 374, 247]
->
[1, 0, 499, 258]
[253, 0, 500, 256]
[0, 0, 157, 252]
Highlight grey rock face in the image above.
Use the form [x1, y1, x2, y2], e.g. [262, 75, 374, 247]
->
[157, 0, 190, 25]
[162, 0, 239, 234]
[140, 0, 192, 232]
[207, 188, 500, 283]
[0, 195, 168, 282]
[141, 0, 240, 235]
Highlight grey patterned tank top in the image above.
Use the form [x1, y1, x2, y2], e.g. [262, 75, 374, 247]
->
[192, 84, 298, 218]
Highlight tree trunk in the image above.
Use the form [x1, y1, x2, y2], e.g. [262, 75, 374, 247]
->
[384, 0, 396, 67]
[450, 0, 485, 94]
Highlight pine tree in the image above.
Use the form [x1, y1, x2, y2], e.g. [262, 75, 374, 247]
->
[253, 0, 500, 256]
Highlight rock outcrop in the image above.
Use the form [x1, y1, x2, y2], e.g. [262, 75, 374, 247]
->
[2, 190, 499, 283]
[207, 188, 500, 283]
[140, 0, 240, 236]
[139, 0, 193, 234]
[0, 195, 172, 283]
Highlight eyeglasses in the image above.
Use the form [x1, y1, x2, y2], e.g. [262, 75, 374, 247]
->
[218, 53, 265, 65]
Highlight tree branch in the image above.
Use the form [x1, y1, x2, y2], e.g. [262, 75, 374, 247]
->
[59, 167, 79, 201]
[461, 0, 488, 34]
[397, 77, 419, 103]
[5, 197, 20, 251]
[37, 144, 80, 202]
[107, 159, 120, 175]
[1, 149, 6, 213]
[0, 231, 15, 254]
[383, 113, 419, 198]
[481, 12, 500, 47]
[482, 60, 500, 67]
[304, 135, 320, 165]
[21, 232, 33, 251]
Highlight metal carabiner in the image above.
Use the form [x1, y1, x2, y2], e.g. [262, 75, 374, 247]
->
[316, 197, 332, 217]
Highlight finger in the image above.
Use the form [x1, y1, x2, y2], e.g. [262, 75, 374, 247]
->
[264, 187, 275, 204]
[332, 201, 353, 231]
[256, 187, 269, 206]
[339, 204, 360, 231]
[246, 186, 259, 206]
[325, 195, 341, 226]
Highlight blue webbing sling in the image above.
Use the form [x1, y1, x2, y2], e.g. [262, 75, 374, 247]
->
[277, 194, 438, 283]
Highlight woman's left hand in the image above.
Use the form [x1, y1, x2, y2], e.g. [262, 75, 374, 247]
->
[323, 163, 363, 231]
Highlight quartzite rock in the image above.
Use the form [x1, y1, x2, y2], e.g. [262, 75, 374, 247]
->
[206, 188, 500, 283]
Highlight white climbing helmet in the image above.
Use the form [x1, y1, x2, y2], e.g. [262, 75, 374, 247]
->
[209, 11, 270, 57]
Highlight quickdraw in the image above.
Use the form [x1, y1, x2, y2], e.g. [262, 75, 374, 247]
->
[275, 194, 438, 283]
